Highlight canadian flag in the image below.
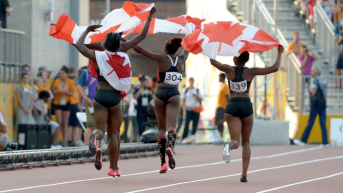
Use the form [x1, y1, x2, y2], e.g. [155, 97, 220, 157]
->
[49, 1, 155, 44]
[94, 51, 132, 99]
[181, 21, 280, 59]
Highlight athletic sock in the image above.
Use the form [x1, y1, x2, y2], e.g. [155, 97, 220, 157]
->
[167, 129, 177, 150]
[157, 136, 167, 166]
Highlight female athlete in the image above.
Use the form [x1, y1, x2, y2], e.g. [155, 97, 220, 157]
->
[75, 7, 156, 176]
[210, 45, 284, 182]
[132, 37, 189, 173]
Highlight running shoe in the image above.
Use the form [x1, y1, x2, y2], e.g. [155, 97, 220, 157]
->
[240, 175, 248, 182]
[319, 144, 330, 148]
[89, 133, 97, 155]
[293, 139, 306, 146]
[108, 168, 115, 177]
[223, 142, 231, 163]
[159, 163, 168, 174]
[114, 168, 121, 177]
[94, 148, 102, 170]
[166, 147, 176, 169]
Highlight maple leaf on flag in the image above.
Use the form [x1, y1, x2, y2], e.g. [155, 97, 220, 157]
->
[202, 21, 247, 46]
[106, 52, 131, 80]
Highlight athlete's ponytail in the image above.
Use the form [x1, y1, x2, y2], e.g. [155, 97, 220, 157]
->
[165, 37, 183, 54]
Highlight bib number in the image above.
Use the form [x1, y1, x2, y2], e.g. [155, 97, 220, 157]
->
[230, 80, 248, 93]
[142, 97, 148, 106]
[60, 97, 66, 106]
[164, 72, 183, 85]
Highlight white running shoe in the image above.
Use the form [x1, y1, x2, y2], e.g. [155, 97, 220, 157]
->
[223, 142, 231, 163]
[293, 139, 306, 146]
[319, 144, 330, 148]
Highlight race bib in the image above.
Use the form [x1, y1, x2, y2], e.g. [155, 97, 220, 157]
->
[230, 80, 248, 93]
[142, 97, 148, 106]
[164, 72, 183, 85]
[88, 106, 94, 114]
[60, 97, 66, 106]
[84, 86, 89, 95]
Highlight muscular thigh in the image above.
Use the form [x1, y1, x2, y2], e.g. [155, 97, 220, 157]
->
[241, 115, 253, 142]
[225, 114, 242, 141]
[154, 97, 166, 130]
[93, 100, 108, 129]
[165, 95, 180, 128]
[107, 102, 123, 135]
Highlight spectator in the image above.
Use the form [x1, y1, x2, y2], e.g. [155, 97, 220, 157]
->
[294, 67, 329, 147]
[77, 65, 97, 146]
[176, 85, 186, 136]
[0, 0, 12, 28]
[21, 64, 30, 75]
[33, 91, 61, 149]
[298, 45, 317, 77]
[52, 66, 75, 147]
[151, 77, 158, 93]
[37, 66, 51, 78]
[32, 77, 42, 101]
[333, 0, 343, 38]
[285, 31, 304, 56]
[125, 82, 139, 142]
[68, 73, 83, 146]
[16, 73, 36, 127]
[215, 73, 230, 143]
[335, 33, 343, 88]
[38, 71, 54, 100]
[133, 75, 155, 138]
[180, 77, 203, 140]
[0, 112, 10, 151]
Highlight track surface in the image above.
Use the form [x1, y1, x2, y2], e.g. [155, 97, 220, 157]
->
[0, 145, 342, 193]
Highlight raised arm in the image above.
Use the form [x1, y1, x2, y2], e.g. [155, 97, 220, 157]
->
[178, 48, 189, 64]
[210, 59, 231, 73]
[133, 45, 163, 62]
[75, 25, 102, 61]
[84, 42, 105, 51]
[250, 45, 284, 76]
[119, 8, 157, 52]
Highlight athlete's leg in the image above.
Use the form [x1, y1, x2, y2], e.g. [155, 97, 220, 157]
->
[154, 97, 168, 172]
[107, 102, 123, 170]
[93, 101, 108, 149]
[225, 114, 242, 150]
[241, 115, 254, 177]
[166, 95, 180, 150]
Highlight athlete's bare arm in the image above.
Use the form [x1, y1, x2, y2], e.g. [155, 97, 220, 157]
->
[133, 45, 164, 62]
[118, 8, 156, 52]
[210, 59, 232, 74]
[75, 25, 102, 61]
[178, 48, 189, 64]
[249, 45, 284, 76]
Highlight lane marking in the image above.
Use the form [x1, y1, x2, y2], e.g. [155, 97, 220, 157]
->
[125, 155, 343, 193]
[256, 171, 343, 193]
[0, 147, 321, 193]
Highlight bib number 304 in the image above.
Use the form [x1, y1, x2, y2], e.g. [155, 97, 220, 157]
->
[230, 80, 248, 93]
[164, 72, 183, 85]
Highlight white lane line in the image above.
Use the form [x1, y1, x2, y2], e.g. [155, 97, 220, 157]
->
[0, 147, 320, 193]
[125, 156, 343, 193]
[256, 171, 343, 193]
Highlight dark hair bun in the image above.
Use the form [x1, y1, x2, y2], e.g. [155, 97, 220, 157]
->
[166, 37, 183, 54]
[238, 51, 250, 63]
[170, 37, 182, 49]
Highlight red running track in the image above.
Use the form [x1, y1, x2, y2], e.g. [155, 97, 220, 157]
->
[0, 145, 342, 193]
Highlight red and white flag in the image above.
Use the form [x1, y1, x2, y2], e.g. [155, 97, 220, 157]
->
[182, 21, 280, 59]
[94, 51, 132, 99]
[49, 1, 155, 44]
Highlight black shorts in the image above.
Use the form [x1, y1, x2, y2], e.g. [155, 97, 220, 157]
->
[69, 104, 82, 127]
[155, 87, 180, 104]
[54, 102, 72, 111]
[94, 89, 121, 108]
[225, 97, 253, 119]
[215, 107, 225, 124]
